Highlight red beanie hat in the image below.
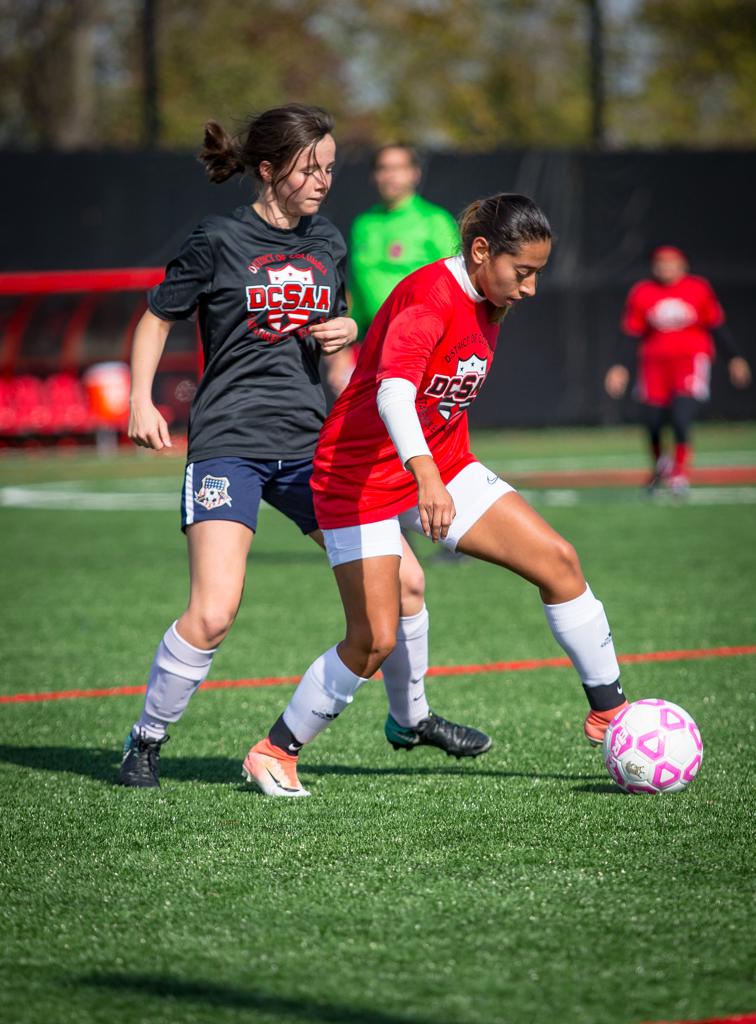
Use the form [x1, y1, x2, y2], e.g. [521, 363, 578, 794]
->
[652, 245, 687, 261]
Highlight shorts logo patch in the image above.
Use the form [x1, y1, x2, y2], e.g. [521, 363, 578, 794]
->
[194, 475, 232, 511]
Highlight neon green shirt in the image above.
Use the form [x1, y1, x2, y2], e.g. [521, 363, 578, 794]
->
[348, 193, 460, 338]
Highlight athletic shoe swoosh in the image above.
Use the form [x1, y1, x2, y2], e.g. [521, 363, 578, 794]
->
[265, 766, 300, 794]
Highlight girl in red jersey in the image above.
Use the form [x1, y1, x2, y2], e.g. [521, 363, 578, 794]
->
[605, 246, 751, 494]
[243, 193, 630, 797]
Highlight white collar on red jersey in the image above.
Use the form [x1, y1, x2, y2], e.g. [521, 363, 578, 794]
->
[444, 254, 486, 303]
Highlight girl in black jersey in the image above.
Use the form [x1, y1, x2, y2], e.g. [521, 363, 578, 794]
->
[118, 104, 485, 787]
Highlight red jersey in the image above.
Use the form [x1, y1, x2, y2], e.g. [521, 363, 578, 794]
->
[622, 274, 724, 360]
[312, 258, 500, 528]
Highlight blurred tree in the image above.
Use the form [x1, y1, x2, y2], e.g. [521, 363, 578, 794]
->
[316, 0, 592, 148]
[142, 0, 160, 145]
[0, 0, 97, 147]
[153, 0, 349, 147]
[586, 0, 606, 148]
[0, 0, 595, 149]
[0, 0, 140, 147]
[610, 0, 756, 146]
[1, 0, 755, 150]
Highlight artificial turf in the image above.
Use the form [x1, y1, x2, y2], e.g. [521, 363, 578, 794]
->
[1, 425, 754, 1024]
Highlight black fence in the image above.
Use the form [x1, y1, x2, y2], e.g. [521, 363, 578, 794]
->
[2, 147, 755, 426]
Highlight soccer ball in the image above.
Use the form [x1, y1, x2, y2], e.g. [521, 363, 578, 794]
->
[602, 699, 703, 794]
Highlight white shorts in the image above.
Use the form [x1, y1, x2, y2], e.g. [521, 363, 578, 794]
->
[323, 461, 515, 568]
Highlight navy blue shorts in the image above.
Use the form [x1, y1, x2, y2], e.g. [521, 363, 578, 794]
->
[181, 457, 318, 535]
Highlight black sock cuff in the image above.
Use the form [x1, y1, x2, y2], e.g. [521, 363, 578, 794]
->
[268, 714, 303, 755]
[583, 679, 626, 712]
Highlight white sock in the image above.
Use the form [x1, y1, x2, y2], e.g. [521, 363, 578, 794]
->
[134, 622, 217, 740]
[381, 606, 430, 728]
[542, 585, 620, 688]
[283, 645, 368, 745]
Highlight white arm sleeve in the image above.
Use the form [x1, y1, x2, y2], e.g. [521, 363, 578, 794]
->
[377, 377, 432, 469]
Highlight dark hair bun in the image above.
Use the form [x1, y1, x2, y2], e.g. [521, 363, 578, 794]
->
[198, 121, 245, 184]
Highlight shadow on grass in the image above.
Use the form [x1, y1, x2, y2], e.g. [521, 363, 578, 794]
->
[0, 744, 231, 785]
[79, 973, 462, 1024]
[302, 763, 602, 784]
[572, 782, 627, 795]
[0, 744, 605, 787]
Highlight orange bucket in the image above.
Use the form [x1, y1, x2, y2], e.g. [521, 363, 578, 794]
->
[83, 361, 131, 424]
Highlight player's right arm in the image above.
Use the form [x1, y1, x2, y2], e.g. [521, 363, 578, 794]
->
[128, 310, 174, 450]
[130, 222, 213, 450]
[604, 361, 630, 399]
[605, 283, 646, 398]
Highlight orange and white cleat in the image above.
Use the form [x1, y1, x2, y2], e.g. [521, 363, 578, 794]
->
[242, 737, 310, 797]
[584, 701, 630, 747]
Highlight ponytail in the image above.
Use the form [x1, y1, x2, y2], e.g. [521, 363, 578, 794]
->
[458, 199, 484, 253]
[198, 121, 246, 184]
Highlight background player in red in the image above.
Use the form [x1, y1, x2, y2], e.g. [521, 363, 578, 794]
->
[118, 104, 477, 788]
[605, 245, 751, 494]
[243, 193, 630, 797]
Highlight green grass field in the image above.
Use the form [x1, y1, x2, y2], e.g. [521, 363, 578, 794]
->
[1, 424, 755, 1024]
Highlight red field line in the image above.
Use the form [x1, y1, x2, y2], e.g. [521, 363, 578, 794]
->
[511, 466, 756, 488]
[641, 1015, 756, 1024]
[2, 645, 755, 705]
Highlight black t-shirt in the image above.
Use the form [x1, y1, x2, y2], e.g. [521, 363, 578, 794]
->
[148, 204, 348, 462]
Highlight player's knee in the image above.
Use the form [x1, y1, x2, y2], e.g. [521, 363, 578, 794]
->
[344, 626, 397, 677]
[399, 561, 425, 605]
[191, 606, 238, 648]
[549, 538, 583, 587]
[364, 631, 397, 676]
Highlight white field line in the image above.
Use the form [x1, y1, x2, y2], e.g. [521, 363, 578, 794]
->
[3, 480, 756, 511]
[516, 487, 756, 506]
[0, 486, 179, 510]
[488, 449, 755, 473]
[684, 487, 756, 505]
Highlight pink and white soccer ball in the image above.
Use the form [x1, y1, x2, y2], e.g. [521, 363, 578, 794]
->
[602, 699, 703, 794]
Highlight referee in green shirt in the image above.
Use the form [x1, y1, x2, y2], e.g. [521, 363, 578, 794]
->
[349, 144, 460, 339]
[325, 144, 459, 396]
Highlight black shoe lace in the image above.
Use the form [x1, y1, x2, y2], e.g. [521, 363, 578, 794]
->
[135, 734, 168, 774]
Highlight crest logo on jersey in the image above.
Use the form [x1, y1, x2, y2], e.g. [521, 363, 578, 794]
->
[647, 297, 697, 332]
[424, 353, 489, 421]
[246, 263, 331, 334]
[194, 475, 232, 510]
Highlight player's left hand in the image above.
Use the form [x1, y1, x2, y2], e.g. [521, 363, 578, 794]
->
[728, 357, 751, 389]
[309, 317, 358, 354]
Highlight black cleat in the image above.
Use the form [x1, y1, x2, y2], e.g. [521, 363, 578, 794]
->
[385, 712, 492, 759]
[117, 730, 169, 788]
